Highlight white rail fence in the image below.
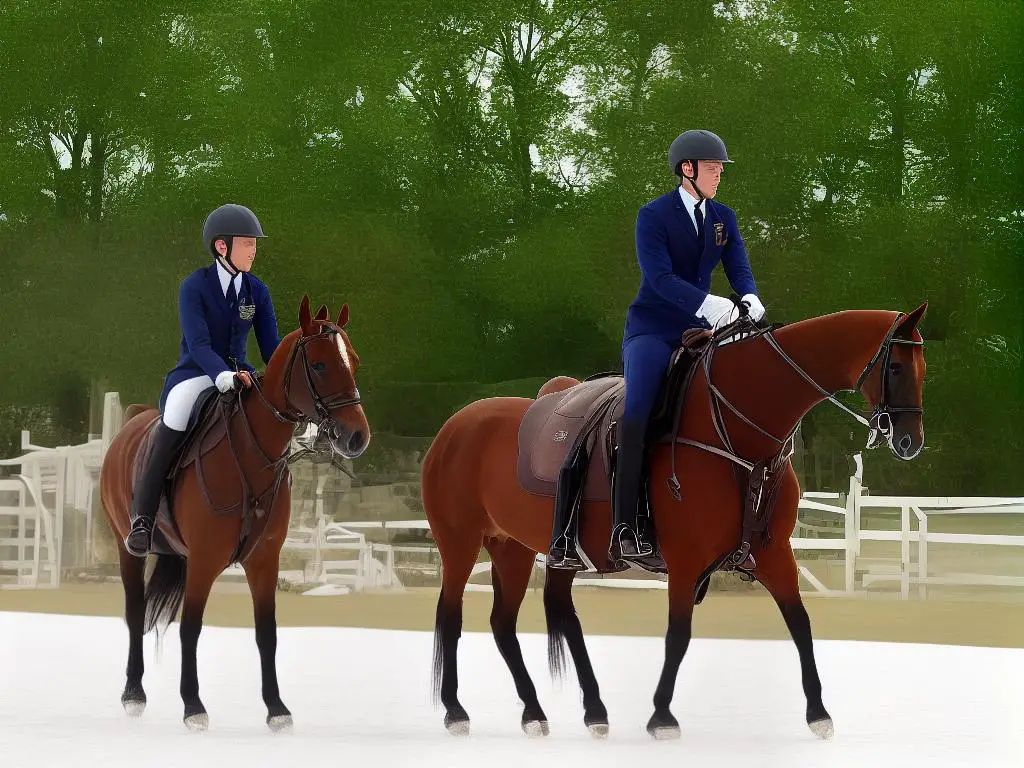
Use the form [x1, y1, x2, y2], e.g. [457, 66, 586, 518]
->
[288, 454, 1024, 600]
[2, 391, 1022, 598]
[0, 475, 59, 588]
[0, 428, 106, 589]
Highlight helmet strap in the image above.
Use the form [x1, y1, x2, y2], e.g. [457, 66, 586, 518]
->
[680, 160, 708, 203]
[214, 237, 240, 276]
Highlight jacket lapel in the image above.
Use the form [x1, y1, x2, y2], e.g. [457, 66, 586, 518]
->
[240, 273, 252, 303]
[670, 190, 699, 243]
[237, 274, 255, 322]
[698, 200, 723, 272]
[205, 263, 234, 320]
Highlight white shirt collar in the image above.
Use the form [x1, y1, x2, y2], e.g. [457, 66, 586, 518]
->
[215, 261, 243, 297]
[678, 185, 705, 234]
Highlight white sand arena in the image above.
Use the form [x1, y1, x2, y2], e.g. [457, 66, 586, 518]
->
[0, 611, 1019, 767]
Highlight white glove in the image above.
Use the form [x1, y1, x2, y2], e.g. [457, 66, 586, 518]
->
[739, 293, 765, 322]
[696, 293, 736, 328]
[215, 370, 238, 393]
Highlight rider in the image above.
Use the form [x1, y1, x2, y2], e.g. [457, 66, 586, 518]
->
[123, 203, 283, 557]
[608, 129, 766, 568]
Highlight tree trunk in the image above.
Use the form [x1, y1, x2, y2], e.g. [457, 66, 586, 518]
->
[88, 135, 107, 222]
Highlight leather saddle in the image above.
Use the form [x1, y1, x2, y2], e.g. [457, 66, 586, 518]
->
[130, 387, 237, 558]
[517, 328, 714, 504]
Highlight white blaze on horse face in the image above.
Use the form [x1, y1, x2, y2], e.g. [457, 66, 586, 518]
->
[335, 332, 352, 371]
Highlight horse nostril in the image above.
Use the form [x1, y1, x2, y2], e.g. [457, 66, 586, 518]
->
[898, 434, 913, 454]
[348, 430, 365, 453]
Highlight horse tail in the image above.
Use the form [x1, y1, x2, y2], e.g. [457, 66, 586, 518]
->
[543, 569, 573, 682]
[143, 554, 186, 636]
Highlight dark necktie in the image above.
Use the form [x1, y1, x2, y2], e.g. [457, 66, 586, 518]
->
[694, 203, 704, 243]
[226, 280, 237, 307]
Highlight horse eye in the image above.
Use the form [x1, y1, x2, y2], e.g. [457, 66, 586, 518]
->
[312, 362, 327, 375]
[889, 362, 903, 376]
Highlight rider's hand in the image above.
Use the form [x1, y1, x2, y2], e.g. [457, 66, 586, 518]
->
[739, 293, 766, 322]
[696, 293, 735, 328]
[215, 370, 237, 393]
[215, 370, 252, 393]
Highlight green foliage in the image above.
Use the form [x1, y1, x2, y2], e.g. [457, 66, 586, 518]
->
[0, 0, 1020, 494]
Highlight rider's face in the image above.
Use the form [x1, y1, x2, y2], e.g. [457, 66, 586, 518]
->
[217, 237, 257, 271]
[684, 160, 724, 198]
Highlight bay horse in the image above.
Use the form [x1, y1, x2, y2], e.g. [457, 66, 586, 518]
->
[421, 303, 927, 740]
[99, 295, 369, 731]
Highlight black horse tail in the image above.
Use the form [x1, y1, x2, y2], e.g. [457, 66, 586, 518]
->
[543, 570, 574, 682]
[143, 554, 186, 636]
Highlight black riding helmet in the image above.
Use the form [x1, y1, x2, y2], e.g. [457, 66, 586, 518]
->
[667, 130, 733, 202]
[203, 203, 266, 275]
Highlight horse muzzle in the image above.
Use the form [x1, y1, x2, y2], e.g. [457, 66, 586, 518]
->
[328, 422, 368, 459]
[868, 411, 923, 461]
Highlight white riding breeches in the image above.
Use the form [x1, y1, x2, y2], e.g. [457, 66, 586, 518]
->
[162, 375, 214, 431]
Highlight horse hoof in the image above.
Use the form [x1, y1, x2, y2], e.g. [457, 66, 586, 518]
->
[646, 711, 680, 740]
[445, 718, 470, 737]
[650, 725, 680, 740]
[184, 712, 209, 731]
[809, 717, 834, 740]
[122, 699, 146, 718]
[267, 714, 293, 732]
[121, 684, 146, 717]
[522, 719, 549, 738]
[587, 722, 609, 739]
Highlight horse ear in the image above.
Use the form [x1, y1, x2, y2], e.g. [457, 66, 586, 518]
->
[897, 301, 928, 337]
[336, 303, 349, 328]
[298, 294, 313, 335]
[313, 304, 329, 322]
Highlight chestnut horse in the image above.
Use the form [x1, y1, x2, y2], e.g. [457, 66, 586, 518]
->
[99, 295, 370, 731]
[421, 303, 927, 740]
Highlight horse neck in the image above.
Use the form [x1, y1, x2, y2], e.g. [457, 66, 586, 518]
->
[696, 311, 898, 458]
[240, 350, 298, 460]
[238, 390, 295, 462]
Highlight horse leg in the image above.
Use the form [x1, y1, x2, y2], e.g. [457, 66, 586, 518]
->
[178, 557, 222, 730]
[482, 536, 548, 737]
[242, 546, 292, 732]
[117, 541, 147, 716]
[543, 567, 609, 738]
[756, 542, 833, 739]
[646, 573, 697, 739]
[431, 526, 483, 736]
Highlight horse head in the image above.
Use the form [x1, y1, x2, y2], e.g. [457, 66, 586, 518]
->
[856, 302, 928, 461]
[263, 294, 370, 460]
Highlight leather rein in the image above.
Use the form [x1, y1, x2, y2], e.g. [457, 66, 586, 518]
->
[666, 311, 924, 498]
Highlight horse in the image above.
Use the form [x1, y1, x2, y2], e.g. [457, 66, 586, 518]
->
[420, 303, 928, 740]
[99, 295, 370, 731]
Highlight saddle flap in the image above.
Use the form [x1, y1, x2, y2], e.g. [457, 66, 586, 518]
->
[175, 387, 231, 473]
[517, 376, 624, 501]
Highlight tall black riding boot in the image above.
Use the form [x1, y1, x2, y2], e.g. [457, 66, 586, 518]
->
[546, 451, 587, 570]
[608, 418, 656, 562]
[124, 422, 186, 557]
